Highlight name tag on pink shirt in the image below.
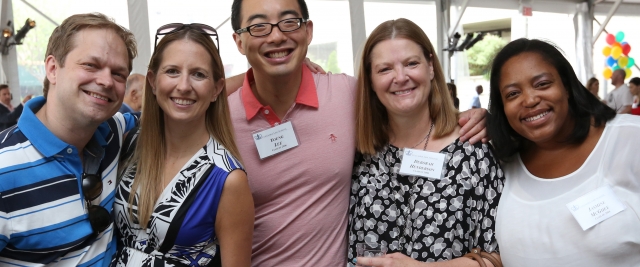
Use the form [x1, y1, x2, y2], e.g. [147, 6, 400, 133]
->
[252, 121, 299, 159]
[566, 185, 626, 231]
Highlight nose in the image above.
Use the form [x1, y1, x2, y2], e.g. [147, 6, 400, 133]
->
[176, 74, 192, 93]
[522, 88, 540, 107]
[96, 69, 114, 89]
[266, 25, 287, 44]
[393, 66, 408, 84]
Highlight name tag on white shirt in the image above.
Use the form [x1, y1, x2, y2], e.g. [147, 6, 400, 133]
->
[565, 185, 626, 231]
[252, 121, 299, 159]
[399, 148, 445, 180]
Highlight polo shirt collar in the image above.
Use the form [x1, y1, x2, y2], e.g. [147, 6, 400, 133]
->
[241, 64, 319, 121]
[18, 96, 108, 158]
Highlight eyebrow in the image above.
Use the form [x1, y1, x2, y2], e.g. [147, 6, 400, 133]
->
[501, 72, 550, 91]
[246, 10, 301, 25]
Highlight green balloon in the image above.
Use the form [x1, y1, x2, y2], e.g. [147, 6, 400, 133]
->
[628, 57, 635, 68]
[613, 65, 621, 71]
[616, 31, 625, 42]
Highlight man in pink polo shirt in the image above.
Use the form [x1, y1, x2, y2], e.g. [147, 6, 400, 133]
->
[228, 0, 487, 265]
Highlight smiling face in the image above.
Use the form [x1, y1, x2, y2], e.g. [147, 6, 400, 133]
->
[45, 28, 129, 126]
[499, 52, 573, 146]
[233, 0, 313, 79]
[148, 39, 223, 126]
[369, 38, 434, 119]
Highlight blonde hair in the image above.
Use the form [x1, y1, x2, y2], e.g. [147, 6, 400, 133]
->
[355, 18, 458, 155]
[43, 13, 137, 97]
[128, 28, 242, 228]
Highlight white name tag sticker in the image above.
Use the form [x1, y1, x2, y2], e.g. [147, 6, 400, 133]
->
[252, 121, 299, 159]
[566, 185, 626, 231]
[399, 148, 446, 179]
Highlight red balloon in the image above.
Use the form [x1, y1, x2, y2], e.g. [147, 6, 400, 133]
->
[622, 43, 631, 55]
[606, 34, 616, 45]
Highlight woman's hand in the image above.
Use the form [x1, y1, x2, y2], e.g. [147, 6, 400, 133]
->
[355, 253, 427, 267]
[458, 108, 488, 144]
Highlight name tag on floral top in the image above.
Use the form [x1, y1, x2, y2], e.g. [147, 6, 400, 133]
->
[252, 121, 299, 159]
[399, 148, 446, 179]
[565, 185, 626, 231]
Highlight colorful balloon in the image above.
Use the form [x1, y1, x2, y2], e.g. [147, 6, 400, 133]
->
[622, 43, 631, 55]
[604, 68, 613, 79]
[606, 34, 616, 45]
[603, 46, 612, 56]
[616, 31, 625, 43]
[611, 46, 623, 59]
[628, 57, 635, 68]
[626, 68, 632, 78]
[618, 56, 629, 68]
[612, 42, 622, 48]
[607, 56, 617, 67]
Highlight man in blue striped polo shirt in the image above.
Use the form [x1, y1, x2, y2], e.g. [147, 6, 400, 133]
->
[0, 13, 138, 266]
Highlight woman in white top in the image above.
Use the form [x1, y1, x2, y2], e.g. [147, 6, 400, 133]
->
[487, 38, 640, 267]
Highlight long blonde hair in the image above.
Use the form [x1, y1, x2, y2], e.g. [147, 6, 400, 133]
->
[355, 18, 458, 155]
[128, 28, 242, 228]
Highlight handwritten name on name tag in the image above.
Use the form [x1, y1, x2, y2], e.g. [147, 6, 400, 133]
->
[399, 148, 445, 180]
[252, 121, 299, 159]
[566, 185, 626, 231]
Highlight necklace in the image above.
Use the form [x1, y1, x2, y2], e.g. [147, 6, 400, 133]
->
[410, 122, 435, 149]
[393, 122, 434, 252]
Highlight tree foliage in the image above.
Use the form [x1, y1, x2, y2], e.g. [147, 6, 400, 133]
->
[465, 34, 507, 79]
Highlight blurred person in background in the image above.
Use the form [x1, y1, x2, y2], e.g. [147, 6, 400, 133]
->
[447, 82, 460, 109]
[0, 84, 32, 131]
[585, 77, 600, 100]
[606, 69, 633, 113]
[629, 77, 640, 115]
[119, 73, 144, 113]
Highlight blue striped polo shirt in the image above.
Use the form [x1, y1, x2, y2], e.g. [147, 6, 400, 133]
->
[0, 96, 136, 266]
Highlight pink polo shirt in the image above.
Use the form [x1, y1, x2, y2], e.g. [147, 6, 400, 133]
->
[228, 65, 356, 266]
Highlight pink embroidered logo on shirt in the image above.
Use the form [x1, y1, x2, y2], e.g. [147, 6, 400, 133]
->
[329, 134, 337, 142]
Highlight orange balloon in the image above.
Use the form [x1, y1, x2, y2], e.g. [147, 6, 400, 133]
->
[612, 42, 622, 48]
[603, 46, 612, 56]
[604, 68, 613, 79]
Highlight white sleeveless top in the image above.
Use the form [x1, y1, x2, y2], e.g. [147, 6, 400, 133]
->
[496, 115, 640, 267]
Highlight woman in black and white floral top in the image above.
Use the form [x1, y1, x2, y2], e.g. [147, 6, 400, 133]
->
[349, 18, 504, 266]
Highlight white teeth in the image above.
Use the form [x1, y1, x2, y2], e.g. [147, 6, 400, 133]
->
[267, 51, 288, 58]
[524, 111, 549, 122]
[172, 98, 195, 105]
[393, 89, 412, 95]
[89, 92, 108, 101]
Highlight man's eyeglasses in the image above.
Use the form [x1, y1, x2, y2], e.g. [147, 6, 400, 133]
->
[235, 18, 307, 37]
[154, 23, 219, 53]
[82, 173, 111, 233]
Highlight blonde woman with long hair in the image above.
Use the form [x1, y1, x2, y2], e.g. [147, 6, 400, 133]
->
[113, 23, 253, 267]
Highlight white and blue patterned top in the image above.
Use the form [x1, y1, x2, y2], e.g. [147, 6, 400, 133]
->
[113, 132, 243, 267]
[0, 96, 137, 266]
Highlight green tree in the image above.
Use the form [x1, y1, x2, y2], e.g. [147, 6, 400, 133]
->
[465, 34, 507, 79]
[325, 50, 340, 73]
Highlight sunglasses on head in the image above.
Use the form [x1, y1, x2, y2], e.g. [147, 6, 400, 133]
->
[82, 173, 111, 233]
[154, 23, 220, 54]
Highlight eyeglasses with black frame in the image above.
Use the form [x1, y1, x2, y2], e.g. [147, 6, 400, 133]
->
[154, 23, 219, 53]
[82, 173, 111, 234]
[235, 18, 307, 37]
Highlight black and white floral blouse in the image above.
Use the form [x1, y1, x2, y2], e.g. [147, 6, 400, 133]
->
[348, 139, 504, 262]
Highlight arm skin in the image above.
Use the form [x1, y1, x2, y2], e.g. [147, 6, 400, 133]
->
[215, 170, 255, 267]
[224, 58, 327, 96]
[458, 108, 488, 144]
[355, 252, 501, 267]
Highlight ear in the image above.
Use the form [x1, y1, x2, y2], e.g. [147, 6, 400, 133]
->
[212, 78, 225, 102]
[233, 33, 246, 55]
[428, 60, 434, 80]
[305, 20, 314, 45]
[45, 55, 59, 86]
[147, 70, 157, 95]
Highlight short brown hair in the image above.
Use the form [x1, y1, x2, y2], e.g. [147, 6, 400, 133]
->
[0, 84, 8, 92]
[42, 13, 137, 97]
[355, 18, 458, 155]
